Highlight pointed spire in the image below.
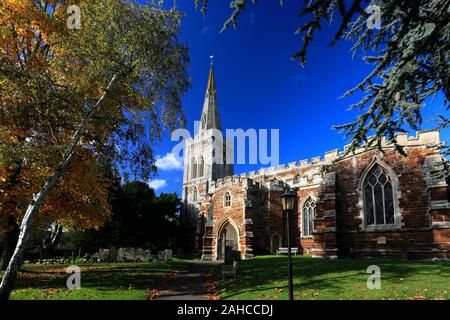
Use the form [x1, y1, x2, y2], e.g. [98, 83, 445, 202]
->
[199, 58, 221, 133]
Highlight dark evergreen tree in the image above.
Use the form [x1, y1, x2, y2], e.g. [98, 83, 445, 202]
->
[197, 0, 449, 158]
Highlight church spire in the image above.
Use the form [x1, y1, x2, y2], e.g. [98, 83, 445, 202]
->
[199, 58, 221, 133]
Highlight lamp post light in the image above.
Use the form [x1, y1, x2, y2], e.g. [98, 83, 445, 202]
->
[281, 188, 295, 301]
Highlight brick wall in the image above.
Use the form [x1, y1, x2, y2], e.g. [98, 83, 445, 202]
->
[326, 147, 444, 259]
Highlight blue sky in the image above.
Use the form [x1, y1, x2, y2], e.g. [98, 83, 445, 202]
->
[147, 0, 449, 195]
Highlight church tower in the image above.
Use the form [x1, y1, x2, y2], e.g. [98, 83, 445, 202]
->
[181, 61, 234, 251]
[182, 61, 234, 204]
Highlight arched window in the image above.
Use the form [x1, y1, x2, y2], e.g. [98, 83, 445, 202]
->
[363, 163, 395, 226]
[190, 157, 197, 179]
[224, 192, 231, 207]
[199, 156, 204, 177]
[193, 187, 198, 202]
[302, 197, 316, 237]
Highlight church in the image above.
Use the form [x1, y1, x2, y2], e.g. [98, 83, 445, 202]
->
[181, 64, 450, 261]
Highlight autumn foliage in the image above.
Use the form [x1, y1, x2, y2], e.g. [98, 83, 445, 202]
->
[0, 0, 113, 233]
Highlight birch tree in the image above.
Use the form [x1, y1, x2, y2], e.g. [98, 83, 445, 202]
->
[0, 0, 189, 299]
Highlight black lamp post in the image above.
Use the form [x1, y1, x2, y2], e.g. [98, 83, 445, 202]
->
[281, 188, 295, 301]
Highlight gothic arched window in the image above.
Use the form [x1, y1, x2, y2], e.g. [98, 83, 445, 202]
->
[363, 163, 395, 226]
[199, 156, 204, 177]
[193, 187, 198, 202]
[224, 192, 231, 207]
[302, 197, 316, 237]
[190, 157, 197, 179]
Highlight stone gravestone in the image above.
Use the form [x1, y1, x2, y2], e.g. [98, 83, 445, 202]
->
[157, 250, 165, 261]
[143, 250, 152, 262]
[122, 247, 136, 262]
[164, 249, 173, 260]
[92, 252, 100, 261]
[109, 247, 117, 261]
[99, 248, 110, 261]
[135, 247, 145, 262]
[117, 248, 124, 262]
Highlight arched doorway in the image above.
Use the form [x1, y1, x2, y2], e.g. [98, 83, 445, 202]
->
[217, 220, 239, 261]
[271, 233, 281, 254]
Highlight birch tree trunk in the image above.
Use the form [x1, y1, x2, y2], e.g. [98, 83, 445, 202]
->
[0, 74, 120, 300]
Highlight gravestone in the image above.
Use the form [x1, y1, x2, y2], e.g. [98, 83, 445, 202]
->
[164, 249, 173, 260]
[143, 250, 152, 262]
[117, 248, 124, 262]
[122, 247, 136, 262]
[135, 247, 145, 262]
[99, 248, 110, 261]
[109, 247, 117, 261]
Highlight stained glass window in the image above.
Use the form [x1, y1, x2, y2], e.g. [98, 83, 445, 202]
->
[302, 197, 316, 237]
[363, 164, 395, 226]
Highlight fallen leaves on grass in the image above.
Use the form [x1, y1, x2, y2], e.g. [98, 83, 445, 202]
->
[146, 289, 161, 300]
[406, 295, 426, 300]
[205, 271, 219, 300]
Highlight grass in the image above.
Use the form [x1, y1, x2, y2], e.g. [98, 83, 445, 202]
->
[3, 255, 449, 300]
[217, 256, 450, 300]
[2, 260, 187, 300]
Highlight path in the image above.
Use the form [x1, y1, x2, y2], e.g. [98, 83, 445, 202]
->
[154, 260, 218, 300]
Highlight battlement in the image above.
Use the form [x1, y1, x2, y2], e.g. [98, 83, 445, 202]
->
[211, 174, 259, 191]
[234, 130, 441, 179]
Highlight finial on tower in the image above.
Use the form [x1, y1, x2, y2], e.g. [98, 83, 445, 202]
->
[209, 54, 214, 66]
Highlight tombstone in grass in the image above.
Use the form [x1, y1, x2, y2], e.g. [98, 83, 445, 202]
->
[158, 250, 165, 261]
[224, 246, 233, 264]
[164, 249, 173, 260]
[122, 247, 136, 262]
[143, 250, 152, 262]
[99, 248, 110, 261]
[109, 247, 118, 261]
[117, 248, 124, 262]
[92, 252, 100, 261]
[135, 248, 145, 262]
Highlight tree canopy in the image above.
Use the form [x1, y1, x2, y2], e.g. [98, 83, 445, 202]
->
[63, 181, 180, 253]
[196, 0, 450, 155]
[0, 0, 189, 299]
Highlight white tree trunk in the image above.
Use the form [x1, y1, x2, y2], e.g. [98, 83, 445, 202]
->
[0, 74, 120, 300]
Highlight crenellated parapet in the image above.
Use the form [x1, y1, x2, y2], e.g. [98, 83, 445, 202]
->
[233, 130, 441, 182]
[210, 175, 260, 193]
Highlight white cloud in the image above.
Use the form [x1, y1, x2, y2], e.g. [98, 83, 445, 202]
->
[155, 153, 183, 171]
[148, 179, 167, 191]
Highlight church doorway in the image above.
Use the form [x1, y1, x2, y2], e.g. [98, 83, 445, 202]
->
[217, 221, 239, 261]
[271, 233, 281, 254]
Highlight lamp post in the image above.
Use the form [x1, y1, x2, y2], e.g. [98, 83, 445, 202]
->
[281, 188, 295, 301]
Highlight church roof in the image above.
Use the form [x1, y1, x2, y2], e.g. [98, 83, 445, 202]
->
[199, 63, 221, 133]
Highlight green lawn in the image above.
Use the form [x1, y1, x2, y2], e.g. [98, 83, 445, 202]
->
[217, 256, 450, 300]
[2, 260, 185, 300]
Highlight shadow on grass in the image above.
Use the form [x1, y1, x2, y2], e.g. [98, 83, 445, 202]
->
[14, 261, 189, 292]
[218, 256, 450, 300]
